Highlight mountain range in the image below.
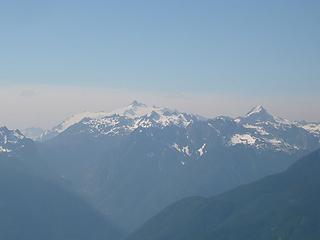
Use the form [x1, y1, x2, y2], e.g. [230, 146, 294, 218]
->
[23, 102, 320, 153]
[2, 101, 320, 235]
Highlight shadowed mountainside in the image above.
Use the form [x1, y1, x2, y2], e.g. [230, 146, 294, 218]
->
[128, 149, 320, 240]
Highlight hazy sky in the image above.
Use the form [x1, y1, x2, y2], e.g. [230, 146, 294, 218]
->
[0, 0, 319, 129]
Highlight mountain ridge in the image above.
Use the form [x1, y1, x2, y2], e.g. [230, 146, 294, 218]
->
[127, 149, 320, 240]
[24, 102, 320, 155]
[0, 152, 122, 240]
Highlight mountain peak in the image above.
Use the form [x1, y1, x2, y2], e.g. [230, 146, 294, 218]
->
[0, 126, 24, 139]
[236, 105, 275, 124]
[129, 100, 147, 108]
[238, 105, 292, 125]
[0, 126, 27, 153]
[246, 105, 268, 117]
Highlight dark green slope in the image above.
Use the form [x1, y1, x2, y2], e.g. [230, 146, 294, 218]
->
[0, 155, 122, 240]
[128, 150, 320, 240]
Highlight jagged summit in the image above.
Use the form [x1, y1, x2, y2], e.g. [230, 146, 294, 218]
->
[38, 102, 192, 140]
[29, 102, 314, 152]
[0, 127, 25, 140]
[0, 126, 27, 154]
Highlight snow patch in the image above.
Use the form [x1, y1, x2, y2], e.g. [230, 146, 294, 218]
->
[182, 146, 191, 156]
[0, 146, 12, 153]
[230, 134, 256, 146]
[172, 144, 191, 156]
[243, 124, 269, 136]
[197, 143, 207, 156]
[301, 123, 320, 135]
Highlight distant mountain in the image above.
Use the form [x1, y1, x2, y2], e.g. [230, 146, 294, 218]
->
[0, 127, 35, 156]
[128, 149, 320, 240]
[236, 105, 291, 125]
[38, 101, 200, 141]
[298, 122, 320, 136]
[37, 102, 320, 233]
[39, 101, 319, 153]
[0, 127, 122, 240]
[22, 127, 45, 141]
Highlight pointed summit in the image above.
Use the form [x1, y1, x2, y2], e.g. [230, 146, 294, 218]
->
[246, 105, 268, 117]
[237, 105, 292, 125]
[237, 105, 275, 124]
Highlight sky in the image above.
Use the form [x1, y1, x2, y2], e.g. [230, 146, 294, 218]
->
[0, 0, 319, 129]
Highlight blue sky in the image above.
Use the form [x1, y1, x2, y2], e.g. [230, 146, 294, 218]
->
[0, 0, 319, 128]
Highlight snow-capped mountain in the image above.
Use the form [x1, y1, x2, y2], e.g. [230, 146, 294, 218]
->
[39, 101, 200, 140]
[226, 105, 319, 153]
[0, 127, 30, 155]
[39, 101, 319, 155]
[235, 105, 291, 125]
[37, 102, 320, 232]
[6, 102, 319, 234]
